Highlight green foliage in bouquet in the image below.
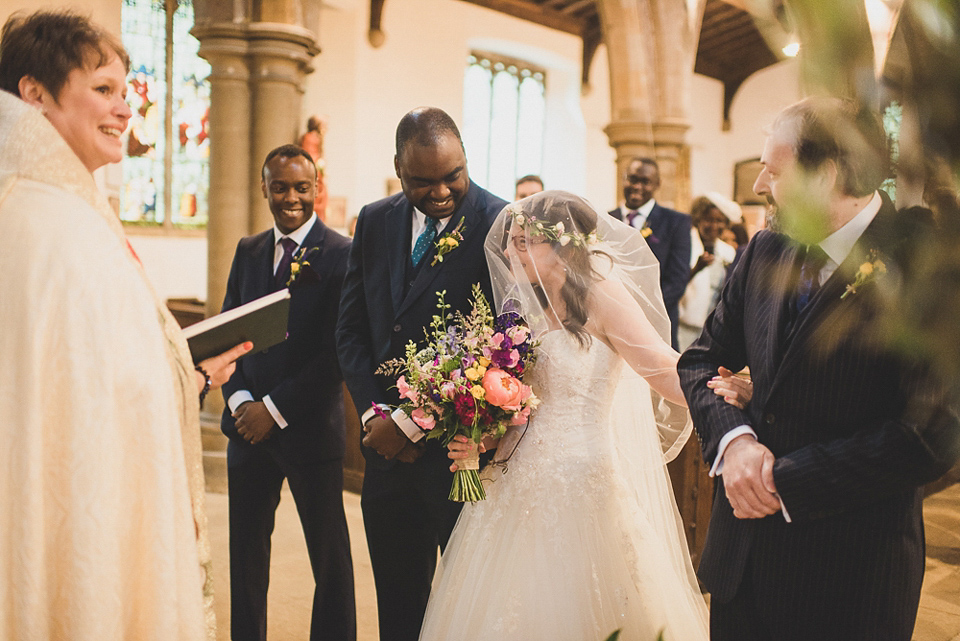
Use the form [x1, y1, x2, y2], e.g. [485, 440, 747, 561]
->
[379, 285, 539, 501]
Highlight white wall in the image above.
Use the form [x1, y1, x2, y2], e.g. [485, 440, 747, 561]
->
[687, 58, 801, 200]
[303, 0, 616, 215]
[3, 0, 802, 302]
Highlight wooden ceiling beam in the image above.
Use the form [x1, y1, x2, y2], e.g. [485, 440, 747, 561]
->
[458, 0, 585, 35]
[561, 0, 596, 15]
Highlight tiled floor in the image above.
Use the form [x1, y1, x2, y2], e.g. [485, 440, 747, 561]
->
[206, 482, 960, 641]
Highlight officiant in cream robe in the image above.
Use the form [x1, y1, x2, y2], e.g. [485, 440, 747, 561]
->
[0, 86, 214, 638]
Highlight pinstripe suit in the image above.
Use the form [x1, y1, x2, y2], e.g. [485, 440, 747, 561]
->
[679, 195, 960, 640]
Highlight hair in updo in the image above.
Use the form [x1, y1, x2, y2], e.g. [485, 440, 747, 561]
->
[520, 192, 609, 347]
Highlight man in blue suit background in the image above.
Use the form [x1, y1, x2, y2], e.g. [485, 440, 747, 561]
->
[336, 107, 506, 641]
[609, 157, 692, 349]
[221, 144, 355, 641]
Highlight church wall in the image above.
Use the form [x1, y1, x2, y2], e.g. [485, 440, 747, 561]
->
[687, 58, 802, 202]
[302, 0, 616, 218]
[1, 0, 801, 302]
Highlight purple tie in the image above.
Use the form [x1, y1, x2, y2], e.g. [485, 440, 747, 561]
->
[626, 210, 639, 227]
[795, 244, 828, 313]
[275, 237, 298, 288]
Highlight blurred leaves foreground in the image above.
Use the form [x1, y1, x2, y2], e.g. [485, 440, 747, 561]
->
[786, 0, 960, 484]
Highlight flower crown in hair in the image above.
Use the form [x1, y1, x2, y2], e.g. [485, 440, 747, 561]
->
[508, 206, 598, 248]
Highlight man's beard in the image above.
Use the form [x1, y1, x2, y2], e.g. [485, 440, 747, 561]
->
[764, 198, 783, 233]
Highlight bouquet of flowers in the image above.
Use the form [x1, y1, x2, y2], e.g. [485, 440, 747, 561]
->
[378, 284, 539, 502]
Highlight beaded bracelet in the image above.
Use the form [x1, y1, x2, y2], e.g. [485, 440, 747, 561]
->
[196, 364, 212, 405]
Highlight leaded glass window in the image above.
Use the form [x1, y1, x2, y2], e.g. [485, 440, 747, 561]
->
[121, 0, 209, 228]
[463, 52, 546, 201]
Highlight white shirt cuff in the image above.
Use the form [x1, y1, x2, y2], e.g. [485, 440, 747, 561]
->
[709, 425, 757, 477]
[391, 407, 425, 443]
[227, 391, 287, 429]
[710, 425, 791, 523]
[262, 394, 287, 429]
[227, 390, 254, 414]
[361, 404, 389, 425]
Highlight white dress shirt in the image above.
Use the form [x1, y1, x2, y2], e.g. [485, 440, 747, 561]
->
[226, 214, 318, 429]
[619, 199, 656, 229]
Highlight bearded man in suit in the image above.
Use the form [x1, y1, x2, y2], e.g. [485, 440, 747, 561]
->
[609, 157, 691, 348]
[678, 96, 960, 640]
[336, 107, 507, 641]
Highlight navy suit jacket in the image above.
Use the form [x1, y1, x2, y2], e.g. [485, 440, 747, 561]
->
[336, 182, 506, 471]
[678, 195, 960, 635]
[610, 203, 691, 343]
[220, 218, 352, 465]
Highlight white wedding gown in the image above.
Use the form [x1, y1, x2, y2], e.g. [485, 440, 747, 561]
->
[420, 331, 709, 641]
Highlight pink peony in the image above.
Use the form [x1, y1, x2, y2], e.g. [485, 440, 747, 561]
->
[509, 406, 531, 425]
[397, 375, 417, 402]
[411, 408, 436, 431]
[481, 368, 530, 411]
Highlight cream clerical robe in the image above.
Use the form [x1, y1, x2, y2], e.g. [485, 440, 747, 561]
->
[0, 91, 213, 639]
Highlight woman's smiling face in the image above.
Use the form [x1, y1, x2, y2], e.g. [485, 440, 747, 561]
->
[40, 54, 132, 172]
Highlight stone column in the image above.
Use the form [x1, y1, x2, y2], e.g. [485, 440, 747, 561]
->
[194, 24, 252, 320]
[247, 24, 320, 232]
[597, 0, 703, 210]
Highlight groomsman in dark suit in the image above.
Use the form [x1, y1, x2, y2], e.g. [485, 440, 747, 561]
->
[679, 97, 960, 640]
[221, 144, 355, 641]
[609, 157, 691, 348]
[336, 107, 507, 641]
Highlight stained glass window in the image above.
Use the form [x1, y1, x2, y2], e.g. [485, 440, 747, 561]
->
[463, 52, 545, 201]
[121, 0, 209, 228]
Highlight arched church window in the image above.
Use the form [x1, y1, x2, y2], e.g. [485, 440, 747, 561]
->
[463, 52, 545, 201]
[121, 0, 210, 229]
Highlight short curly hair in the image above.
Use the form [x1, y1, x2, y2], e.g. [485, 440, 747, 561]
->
[0, 9, 130, 100]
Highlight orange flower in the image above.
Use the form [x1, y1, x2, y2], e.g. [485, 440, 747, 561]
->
[482, 368, 530, 411]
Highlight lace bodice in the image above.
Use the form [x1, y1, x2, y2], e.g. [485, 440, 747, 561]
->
[476, 331, 624, 529]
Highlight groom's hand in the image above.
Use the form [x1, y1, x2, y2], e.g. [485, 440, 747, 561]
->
[722, 435, 780, 519]
[234, 401, 276, 445]
[363, 416, 411, 460]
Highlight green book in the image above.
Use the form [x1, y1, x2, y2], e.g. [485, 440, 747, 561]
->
[182, 289, 291, 364]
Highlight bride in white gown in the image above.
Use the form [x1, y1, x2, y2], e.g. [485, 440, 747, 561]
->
[419, 191, 711, 641]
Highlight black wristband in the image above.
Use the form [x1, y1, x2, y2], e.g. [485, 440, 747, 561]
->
[195, 364, 212, 405]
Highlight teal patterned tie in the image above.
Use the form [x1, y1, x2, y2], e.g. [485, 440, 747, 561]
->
[411, 219, 438, 267]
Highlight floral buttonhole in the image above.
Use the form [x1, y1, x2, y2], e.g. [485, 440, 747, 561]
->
[841, 248, 886, 300]
[432, 218, 466, 266]
[287, 245, 319, 287]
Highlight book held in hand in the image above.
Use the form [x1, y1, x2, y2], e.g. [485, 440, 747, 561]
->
[182, 289, 291, 364]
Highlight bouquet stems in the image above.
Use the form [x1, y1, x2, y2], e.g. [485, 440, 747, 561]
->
[449, 444, 485, 502]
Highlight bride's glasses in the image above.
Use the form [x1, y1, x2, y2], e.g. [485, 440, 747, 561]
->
[509, 235, 548, 252]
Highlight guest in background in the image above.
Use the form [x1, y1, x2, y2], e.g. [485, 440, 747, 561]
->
[220, 144, 355, 641]
[514, 174, 544, 200]
[609, 157, 692, 349]
[0, 10, 247, 639]
[724, 221, 751, 277]
[299, 114, 328, 220]
[678, 192, 740, 348]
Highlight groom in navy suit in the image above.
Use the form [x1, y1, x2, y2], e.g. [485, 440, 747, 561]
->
[221, 145, 355, 641]
[336, 107, 506, 641]
[679, 97, 960, 640]
[609, 157, 691, 349]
